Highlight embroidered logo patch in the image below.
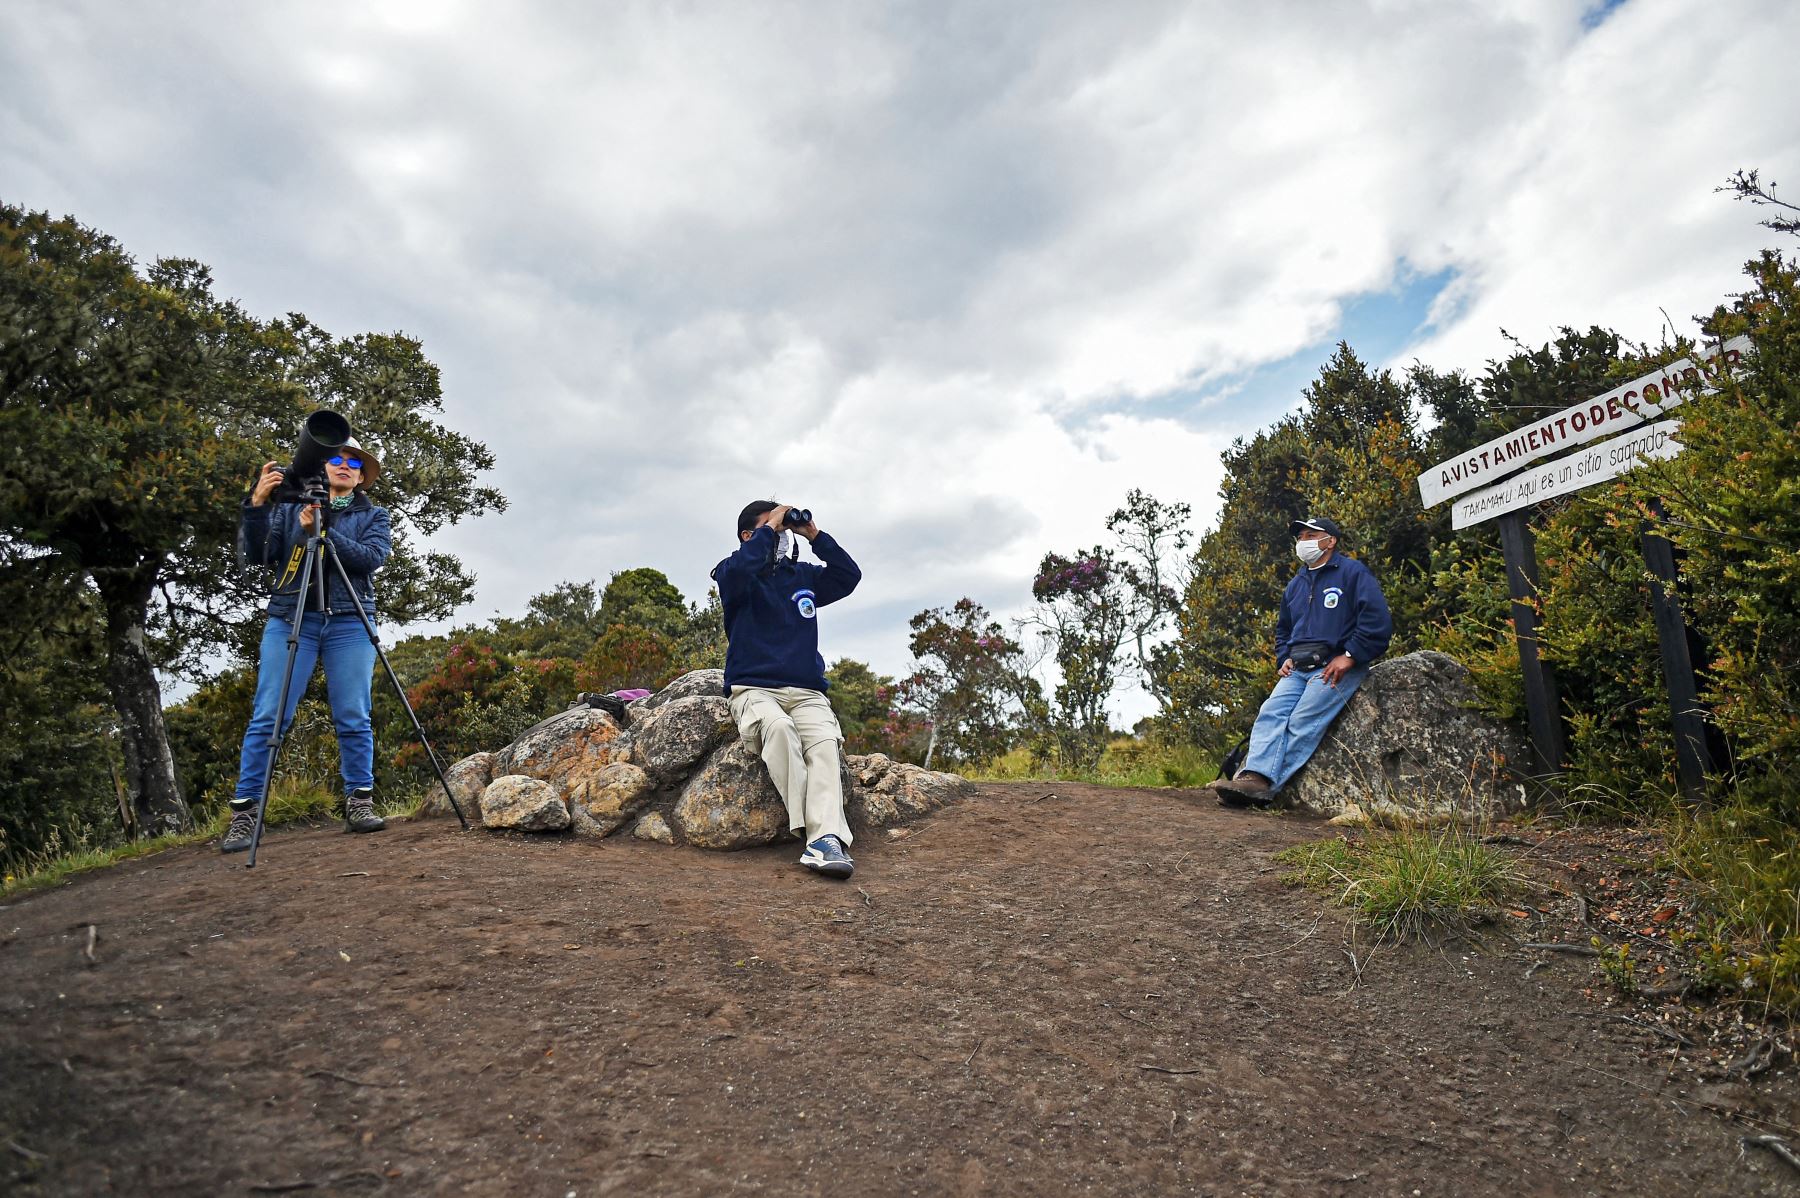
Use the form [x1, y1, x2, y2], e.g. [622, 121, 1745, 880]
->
[792, 589, 817, 619]
[1323, 587, 1343, 610]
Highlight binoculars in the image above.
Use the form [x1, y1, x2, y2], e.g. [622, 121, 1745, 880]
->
[782, 507, 813, 529]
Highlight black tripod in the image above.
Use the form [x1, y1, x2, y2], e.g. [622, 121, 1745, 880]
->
[245, 495, 469, 867]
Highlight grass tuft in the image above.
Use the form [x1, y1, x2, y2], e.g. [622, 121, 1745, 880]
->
[1277, 825, 1523, 939]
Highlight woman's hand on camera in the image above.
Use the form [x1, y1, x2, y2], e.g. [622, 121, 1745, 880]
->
[250, 462, 282, 507]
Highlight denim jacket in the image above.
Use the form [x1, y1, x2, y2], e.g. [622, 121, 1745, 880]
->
[238, 492, 392, 622]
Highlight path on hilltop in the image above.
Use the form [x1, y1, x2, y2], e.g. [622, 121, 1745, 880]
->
[1, 783, 1795, 1195]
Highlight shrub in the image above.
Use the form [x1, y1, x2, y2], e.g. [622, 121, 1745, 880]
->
[1668, 774, 1800, 1016]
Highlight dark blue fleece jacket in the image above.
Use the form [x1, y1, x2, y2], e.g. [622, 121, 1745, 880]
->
[712, 526, 861, 694]
[238, 493, 392, 622]
[1273, 552, 1392, 665]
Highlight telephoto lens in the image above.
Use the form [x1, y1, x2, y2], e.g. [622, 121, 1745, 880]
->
[782, 507, 813, 528]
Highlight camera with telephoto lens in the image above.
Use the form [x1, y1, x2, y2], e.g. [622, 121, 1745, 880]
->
[270, 410, 352, 505]
[781, 507, 813, 529]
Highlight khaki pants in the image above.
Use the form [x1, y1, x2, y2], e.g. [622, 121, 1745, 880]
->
[728, 686, 852, 846]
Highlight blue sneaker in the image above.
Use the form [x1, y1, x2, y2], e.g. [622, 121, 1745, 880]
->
[799, 835, 854, 879]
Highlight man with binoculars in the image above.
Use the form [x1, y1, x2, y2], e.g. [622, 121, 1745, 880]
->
[712, 501, 862, 878]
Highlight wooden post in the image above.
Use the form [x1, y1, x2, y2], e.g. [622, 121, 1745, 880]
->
[1640, 498, 1715, 804]
[1496, 511, 1566, 778]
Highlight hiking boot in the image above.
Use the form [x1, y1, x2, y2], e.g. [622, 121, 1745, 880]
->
[799, 834, 854, 879]
[220, 808, 259, 854]
[344, 788, 386, 833]
[1215, 772, 1274, 808]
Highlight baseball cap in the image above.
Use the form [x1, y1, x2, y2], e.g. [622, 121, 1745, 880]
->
[1289, 516, 1343, 539]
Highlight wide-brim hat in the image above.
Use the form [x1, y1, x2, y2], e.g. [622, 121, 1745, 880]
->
[340, 436, 381, 488]
[1289, 516, 1343, 540]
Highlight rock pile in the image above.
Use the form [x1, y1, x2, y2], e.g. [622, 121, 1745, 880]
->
[425, 669, 975, 848]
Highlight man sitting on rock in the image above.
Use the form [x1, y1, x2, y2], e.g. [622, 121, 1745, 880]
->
[712, 501, 863, 878]
[1211, 516, 1392, 808]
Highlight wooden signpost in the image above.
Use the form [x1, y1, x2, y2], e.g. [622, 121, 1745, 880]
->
[1416, 337, 1751, 801]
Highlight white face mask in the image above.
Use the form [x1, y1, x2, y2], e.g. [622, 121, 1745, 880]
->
[775, 529, 799, 562]
[1295, 538, 1326, 566]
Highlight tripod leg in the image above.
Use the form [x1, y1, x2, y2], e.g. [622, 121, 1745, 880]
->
[321, 541, 471, 830]
[247, 537, 323, 868]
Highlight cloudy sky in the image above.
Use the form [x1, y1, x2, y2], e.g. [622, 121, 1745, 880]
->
[4, 0, 1794, 720]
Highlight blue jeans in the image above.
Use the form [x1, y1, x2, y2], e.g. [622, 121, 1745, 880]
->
[233, 612, 379, 809]
[1240, 664, 1369, 792]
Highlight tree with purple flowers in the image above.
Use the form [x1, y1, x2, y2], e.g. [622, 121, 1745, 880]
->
[1025, 547, 1133, 770]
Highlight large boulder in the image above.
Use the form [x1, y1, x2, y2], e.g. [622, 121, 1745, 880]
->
[849, 758, 975, 829]
[568, 762, 655, 838]
[632, 694, 737, 782]
[632, 669, 725, 714]
[1281, 650, 1532, 822]
[495, 708, 628, 787]
[671, 741, 789, 849]
[480, 774, 570, 832]
[423, 751, 493, 820]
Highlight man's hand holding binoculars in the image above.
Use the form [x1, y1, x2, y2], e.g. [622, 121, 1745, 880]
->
[762, 504, 819, 541]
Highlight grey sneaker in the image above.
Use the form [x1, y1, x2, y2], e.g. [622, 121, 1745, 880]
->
[344, 788, 386, 834]
[799, 835, 854, 879]
[220, 808, 258, 853]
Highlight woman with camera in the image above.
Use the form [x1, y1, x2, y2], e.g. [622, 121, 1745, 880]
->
[220, 439, 393, 853]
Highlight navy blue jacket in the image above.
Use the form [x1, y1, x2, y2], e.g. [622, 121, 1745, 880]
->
[239, 493, 392, 622]
[712, 526, 861, 694]
[1274, 552, 1392, 666]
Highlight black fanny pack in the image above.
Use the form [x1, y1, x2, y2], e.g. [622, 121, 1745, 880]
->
[1288, 641, 1336, 670]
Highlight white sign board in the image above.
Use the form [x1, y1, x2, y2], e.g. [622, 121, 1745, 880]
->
[1418, 335, 1751, 509]
[1450, 420, 1684, 530]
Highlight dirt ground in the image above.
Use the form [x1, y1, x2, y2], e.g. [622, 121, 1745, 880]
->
[2, 783, 1797, 1196]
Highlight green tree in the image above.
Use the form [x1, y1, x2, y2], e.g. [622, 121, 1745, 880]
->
[489, 581, 607, 660]
[671, 589, 728, 675]
[0, 205, 503, 835]
[1630, 250, 1800, 770]
[1105, 489, 1191, 691]
[0, 553, 119, 867]
[826, 657, 895, 751]
[598, 568, 689, 641]
[897, 598, 1037, 767]
[577, 624, 677, 693]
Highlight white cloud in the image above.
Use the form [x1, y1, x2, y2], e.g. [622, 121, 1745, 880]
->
[3, 0, 1795, 727]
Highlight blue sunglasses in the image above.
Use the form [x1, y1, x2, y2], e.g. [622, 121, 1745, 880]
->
[327, 456, 364, 469]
